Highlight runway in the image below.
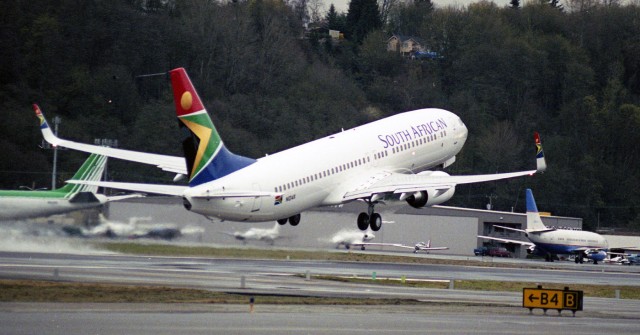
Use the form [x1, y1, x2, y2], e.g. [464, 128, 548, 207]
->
[2, 303, 640, 335]
[1, 250, 640, 334]
[2, 213, 640, 334]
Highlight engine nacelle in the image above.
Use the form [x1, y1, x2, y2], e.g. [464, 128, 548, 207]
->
[405, 186, 456, 209]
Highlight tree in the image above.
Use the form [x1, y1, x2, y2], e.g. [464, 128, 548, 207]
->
[345, 0, 382, 43]
[387, 0, 433, 36]
[326, 4, 346, 32]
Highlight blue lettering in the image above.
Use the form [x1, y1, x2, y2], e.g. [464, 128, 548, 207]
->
[386, 134, 397, 146]
[378, 135, 389, 148]
[424, 122, 434, 134]
[437, 118, 447, 128]
[411, 126, 421, 138]
[402, 129, 412, 141]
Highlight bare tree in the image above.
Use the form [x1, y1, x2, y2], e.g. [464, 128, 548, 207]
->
[307, 0, 325, 24]
[379, 0, 400, 24]
[565, 0, 598, 12]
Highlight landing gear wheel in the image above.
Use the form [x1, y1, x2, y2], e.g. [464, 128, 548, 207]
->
[369, 213, 382, 231]
[357, 213, 369, 231]
[288, 214, 301, 226]
[277, 218, 288, 225]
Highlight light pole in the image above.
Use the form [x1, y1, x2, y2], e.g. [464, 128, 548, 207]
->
[51, 116, 61, 190]
[94, 138, 118, 193]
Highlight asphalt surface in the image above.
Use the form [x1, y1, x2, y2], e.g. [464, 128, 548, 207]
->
[2, 212, 640, 334]
[1, 250, 640, 334]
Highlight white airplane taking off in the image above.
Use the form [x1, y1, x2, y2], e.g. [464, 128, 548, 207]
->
[35, 67, 546, 231]
[478, 189, 608, 264]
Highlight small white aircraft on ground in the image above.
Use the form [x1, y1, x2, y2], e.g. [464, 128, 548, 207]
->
[330, 229, 376, 249]
[345, 239, 449, 253]
[221, 223, 284, 245]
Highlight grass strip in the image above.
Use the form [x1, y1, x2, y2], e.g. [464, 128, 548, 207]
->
[97, 242, 550, 269]
[312, 275, 640, 299]
[0, 279, 425, 305]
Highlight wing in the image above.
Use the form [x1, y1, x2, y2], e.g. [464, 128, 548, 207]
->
[610, 246, 640, 252]
[342, 169, 539, 203]
[69, 180, 275, 199]
[477, 235, 534, 246]
[341, 132, 545, 203]
[348, 242, 407, 248]
[34, 104, 187, 175]
[348, 242, 448, 251]
[68, 180, 188, 196]
[105, 193, 145, 202]
[414, 246, 449, 251]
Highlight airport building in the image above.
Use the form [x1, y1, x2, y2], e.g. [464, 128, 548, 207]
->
[105, 197, 583, 258]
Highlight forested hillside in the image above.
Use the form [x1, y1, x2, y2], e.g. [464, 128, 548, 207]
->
[1, 0, 639, 231]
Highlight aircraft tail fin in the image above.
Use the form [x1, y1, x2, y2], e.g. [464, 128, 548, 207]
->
[525, 188, 549, 232]
[534, 132, 547, 173]
[169, 68, 256, 187]
[58, 154, 107, 195]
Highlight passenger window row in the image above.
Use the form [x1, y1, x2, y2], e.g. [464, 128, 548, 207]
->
[275, 156, 371, 192]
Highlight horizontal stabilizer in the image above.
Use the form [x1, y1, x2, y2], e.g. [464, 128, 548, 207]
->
[67, 180, 188, 196]
[68, 192, 101, 203]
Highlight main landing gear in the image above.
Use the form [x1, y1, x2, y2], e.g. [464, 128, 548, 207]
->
[277, 213, 301, 226]
[357, 200, 382, 231]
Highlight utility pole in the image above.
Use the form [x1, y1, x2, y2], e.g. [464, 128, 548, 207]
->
[51, 116, 61, 190]
[486, 194, 497, 210]
[94, 138, 118, 195]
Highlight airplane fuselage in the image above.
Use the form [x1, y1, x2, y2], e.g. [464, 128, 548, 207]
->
[183, 109, 468, 221]
[527, 229, 608, 257]
[0, 190, 107, 220]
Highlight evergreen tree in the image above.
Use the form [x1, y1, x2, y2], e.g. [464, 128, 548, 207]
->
[510, 0, 520, 8]
[346, 0, 382, 43]
[326, 4, 338, 28]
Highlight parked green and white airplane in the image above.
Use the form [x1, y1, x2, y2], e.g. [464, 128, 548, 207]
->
[0, 153, 136, 220]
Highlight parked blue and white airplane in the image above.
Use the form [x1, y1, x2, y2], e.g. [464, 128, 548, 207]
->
[478, 189, 608, 264]
[35, 68, 546, 231]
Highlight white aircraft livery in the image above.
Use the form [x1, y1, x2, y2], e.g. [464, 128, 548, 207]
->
[0, 153, 138, 220]
[35, 67, 546, 231]
[478, 189, 608, 264]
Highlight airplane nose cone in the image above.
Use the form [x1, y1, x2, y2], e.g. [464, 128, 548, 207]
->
[455, 117, 468, 144]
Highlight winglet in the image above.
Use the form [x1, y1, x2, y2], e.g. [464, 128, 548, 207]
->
[534, 132, 547, 173]
[33, 104, 61, 146]
[33, 104, 48, 129]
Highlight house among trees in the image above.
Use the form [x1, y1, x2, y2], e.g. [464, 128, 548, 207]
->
[387, 34, 425, 56]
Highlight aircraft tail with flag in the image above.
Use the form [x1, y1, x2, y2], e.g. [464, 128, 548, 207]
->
[169, 68, 256, 187]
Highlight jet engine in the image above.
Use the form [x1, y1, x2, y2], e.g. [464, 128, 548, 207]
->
[403, 171, 456, 208]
